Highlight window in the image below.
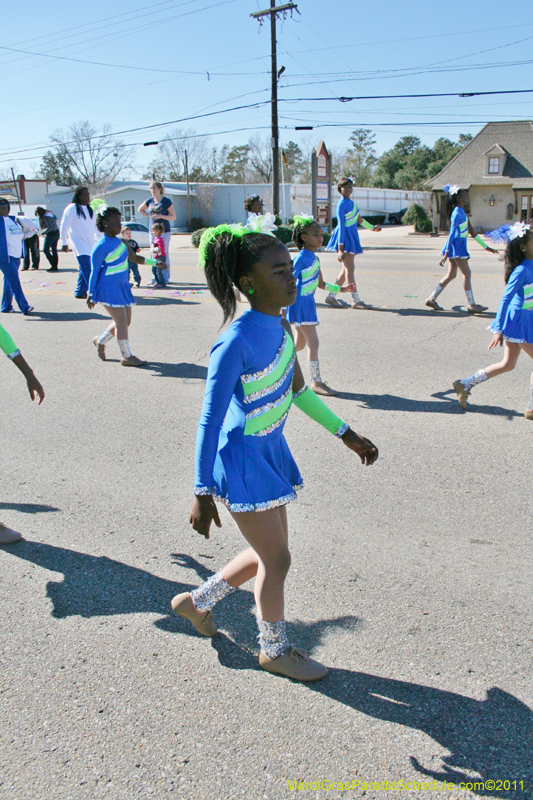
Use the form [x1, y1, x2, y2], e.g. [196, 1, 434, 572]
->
[488, 157, 500, 174]
[120, 199, 135, 222]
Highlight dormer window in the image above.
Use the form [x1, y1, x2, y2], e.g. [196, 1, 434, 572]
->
[488, 157, 500, 174]
[484, 144, 507, 177]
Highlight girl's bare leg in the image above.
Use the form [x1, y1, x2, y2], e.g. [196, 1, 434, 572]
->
[294, 327, 307, 353]
[521, 343, 533, 414]
[484, 341, 520, 379]
[298, 324, 334, 393]
[104, 306, 129, 340]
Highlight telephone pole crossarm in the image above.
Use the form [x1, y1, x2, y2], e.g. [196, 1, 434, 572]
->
[250, 3, 297, 18]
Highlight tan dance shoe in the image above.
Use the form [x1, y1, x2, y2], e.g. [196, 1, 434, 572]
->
[259, 647, 328, 681]
[171, 592, 218, 637]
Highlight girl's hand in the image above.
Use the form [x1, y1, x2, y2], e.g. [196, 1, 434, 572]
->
[190, 494, 221, 539]
[340, 283, 356, 293]
[372, 226, 382, 232]
[87, 298, 95, 310]
[487, 246, 498, 254]
[337, 252, 345, 263]
[439, 255, 448, 268]
[26, 373, 44, 404]
[340, 428, 378, 466]
[488, 332, 503, 350]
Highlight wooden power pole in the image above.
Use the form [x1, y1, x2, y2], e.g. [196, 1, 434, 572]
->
[250, 2, 298, 216]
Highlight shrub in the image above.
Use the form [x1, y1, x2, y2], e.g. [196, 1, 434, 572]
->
[189, 217, 205, 232]
[321, 231, 331, 248]
[273, 225, 293, 245]
[191, 227, 208, 248]
[402, 203, 432, 233]
[274, 214, 282, 227]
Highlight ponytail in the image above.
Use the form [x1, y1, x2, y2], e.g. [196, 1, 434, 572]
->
[503, 236, 527, 284]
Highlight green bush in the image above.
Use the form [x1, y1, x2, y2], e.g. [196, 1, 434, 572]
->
[365, 215, 386, 226]
[274, 214, 282, 227]
[189, 217, 205, 232]
[402, 203, 432, 232]
[191, 227, 208, 248]
[273, 225, 293, 245]
[321, 231, 331, 248]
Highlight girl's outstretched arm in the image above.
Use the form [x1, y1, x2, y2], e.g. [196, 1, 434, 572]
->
[0, 324, 44, 404]
[467, 221, 498, 253]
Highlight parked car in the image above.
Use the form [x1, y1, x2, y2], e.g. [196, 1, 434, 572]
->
[123, 221, 150, 248]
[387, 208, 408, 225]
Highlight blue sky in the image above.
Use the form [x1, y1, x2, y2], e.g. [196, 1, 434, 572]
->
[1, 0, 532, 177]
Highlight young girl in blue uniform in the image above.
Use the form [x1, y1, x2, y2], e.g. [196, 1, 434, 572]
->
[287, 215, 354, 396]
[453, 222, 533, 416]
[170, 217, 378, 682]
[426, 185, 497, 313]
[326, 178, 381, 309]
[87, 208, 155, 367]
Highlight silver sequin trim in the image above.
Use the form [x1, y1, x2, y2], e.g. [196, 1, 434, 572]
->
[190, 570, 236, 612]
[292, 385, 308, 400]
[256, 616, 290, 658]
[243, 352, 295, 404]
[335, 422, 349, 438]
[213, 483, 303, 513]
[246, 385, 292, 422]
[7, 349, 20, 360]
[293, 320, 319, 327]
[251, 409, 290, 437]
[505, 337, 528, 343]
[194, 486, 217, 496]
[241, 331, 289, 385]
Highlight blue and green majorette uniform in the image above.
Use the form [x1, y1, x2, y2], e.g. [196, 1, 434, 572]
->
[490, 258, 533, 344]
[442, 206, 469, 259]
[194, 309, 348, 512]
[287, 248, 321, 327]
[326, 197, 363, 255]
[88, 235, 135, 307]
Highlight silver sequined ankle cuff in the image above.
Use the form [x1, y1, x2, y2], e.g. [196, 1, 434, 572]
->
[256, 616, 290, 659]
[190, 571, 236, 612]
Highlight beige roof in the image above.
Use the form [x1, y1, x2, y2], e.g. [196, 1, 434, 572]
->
[425, 121, 533, 190]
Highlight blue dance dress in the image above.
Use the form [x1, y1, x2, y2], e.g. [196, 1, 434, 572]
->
[441, 207, 469, 259]
[326, 197, 363, 255]
[286, 249, 320, 327]
[194, 310, 303, 512]
[490, 259, 533, 344]
[88, 235, 136, 308]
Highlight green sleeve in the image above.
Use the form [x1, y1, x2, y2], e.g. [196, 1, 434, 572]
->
[0, 323, 20, 359]
[475, 234, 488, 249]
[324, 282, 340, 293]
[360, 218, 373, 230]
[145, 257, 156, 265]
[292, 385, 348, 437]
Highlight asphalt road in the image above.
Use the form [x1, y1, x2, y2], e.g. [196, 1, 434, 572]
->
[1, 229, 532, 800]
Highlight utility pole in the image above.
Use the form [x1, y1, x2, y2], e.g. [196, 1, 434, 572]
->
[250, 2, 298, 216]
[184, 149, 191, 231]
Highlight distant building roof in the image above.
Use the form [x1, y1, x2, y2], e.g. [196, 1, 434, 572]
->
[425, 120, 533, 190]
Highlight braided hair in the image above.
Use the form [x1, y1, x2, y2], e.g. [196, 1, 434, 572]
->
[292, 217, 315, 250]
[72, 186, 94, 219]
[95, 206, 120, 233]
[200, 228, 280, 325]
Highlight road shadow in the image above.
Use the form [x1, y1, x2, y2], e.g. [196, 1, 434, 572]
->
[0, 502, 60, 514]
[333, 388, 521, 419]
[211, 634, 532, 798]
[144, 361, 208, 380]
[136, 296, 200, 306]
[24, 310, 108, 321]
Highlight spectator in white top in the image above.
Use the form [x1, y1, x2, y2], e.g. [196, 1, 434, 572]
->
[60, 187, 97, 299]
[17, 212, 40, 270]
[0, 198, 33, 315]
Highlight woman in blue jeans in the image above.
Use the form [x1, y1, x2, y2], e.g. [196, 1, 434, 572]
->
[0, 198, 33, 315]
[35, 207, 60, 271]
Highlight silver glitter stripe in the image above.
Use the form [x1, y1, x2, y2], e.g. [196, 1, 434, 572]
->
[7, 349, 20, 360]
[241, 331, 288, 385]
[190, 570, 236, 612]
[245, 384, 292, 422]
[212, 483, 303, 513]
[504, 337, 529, 343]
[335, 422, 349, 438]
[250, 409, 290, 437]
[256, 616, 290, 658]
[292, 385, 308, 400]
[293, 321, 319, 328]
[193, 486, 217, 496]
[243, 352, 295, 404]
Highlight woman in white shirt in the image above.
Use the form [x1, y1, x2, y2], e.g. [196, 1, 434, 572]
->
[0, 198, 33, 315]
[60, 187, 97, 299]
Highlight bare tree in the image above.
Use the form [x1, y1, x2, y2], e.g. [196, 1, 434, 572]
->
[247, 134, 272, 183]
[38, 121, 132, 194]
[194, 184, 218, 226]
[143, 129, 215, 182]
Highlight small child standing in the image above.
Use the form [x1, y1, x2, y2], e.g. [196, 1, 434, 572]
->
[150, 222, 167, 287]
[287, 215, 355, 396]
[121, 226, 141, 287]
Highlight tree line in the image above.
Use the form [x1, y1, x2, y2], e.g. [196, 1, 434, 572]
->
[36, 121, 473, 192]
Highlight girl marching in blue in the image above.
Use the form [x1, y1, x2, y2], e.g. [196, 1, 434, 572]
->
[287, 215, 354, 396]
[326, 177, 381, 309]
[170, 216, 378, 682]
[87, 207, 156, 367]
[453, 222, 533, 416]
[426, 185, 497, 313]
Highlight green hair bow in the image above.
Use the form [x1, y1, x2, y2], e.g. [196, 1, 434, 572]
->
[292, 214, 314, 228]
[198, 213, 278, 268]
